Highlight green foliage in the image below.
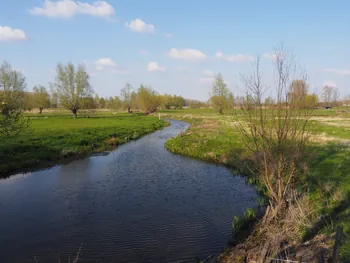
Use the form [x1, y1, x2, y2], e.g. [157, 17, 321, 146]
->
[186, 99, 208, 108]
[54, 62, 93, 117]
[210, 73, 231, 114]
[137, 85, 160, 114]
[305, 93, 319, 109]
[232, 216, 243, 230]
[0, 114, 166, 177]
[164, 108, 350, 257]
[244, 208, 256, 220]
[0, 61, 29, 136]
[33, 85, 51, 113]
[231, 207, 256, 233]
[160, 94, 185, 109]
[98, 97, 106, 108]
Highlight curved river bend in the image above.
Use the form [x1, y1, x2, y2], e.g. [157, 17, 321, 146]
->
[0, 120, 258, 263]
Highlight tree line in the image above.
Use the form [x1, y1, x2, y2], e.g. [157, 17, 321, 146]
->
[1, 61, 193, 118]
[0, 60, 208, 135]
[1, 58, 347, 135]
[208, 73, 343, 113]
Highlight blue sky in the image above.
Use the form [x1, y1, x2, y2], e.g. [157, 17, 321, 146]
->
[1, 0, 349, 100]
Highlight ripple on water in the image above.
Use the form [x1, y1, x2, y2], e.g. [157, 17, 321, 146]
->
[0, 120, 258, 263]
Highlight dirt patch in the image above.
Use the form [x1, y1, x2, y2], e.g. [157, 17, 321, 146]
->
[310, 117, 350, 122]
[198, 120, 220, 130]
[309, 133, 350, 144]
[219, 233, 334, 263]
[320, 121, 350, 128]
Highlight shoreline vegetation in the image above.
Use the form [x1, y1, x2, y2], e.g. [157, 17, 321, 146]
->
[161, 108, 349, 263]
[0, 112, 167, 178]
[1, 58, 349, 262]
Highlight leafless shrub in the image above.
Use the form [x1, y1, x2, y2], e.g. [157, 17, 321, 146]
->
[236, 43, 311, 219]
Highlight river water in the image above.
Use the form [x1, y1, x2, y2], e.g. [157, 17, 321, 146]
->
[0, 120, 258, 263]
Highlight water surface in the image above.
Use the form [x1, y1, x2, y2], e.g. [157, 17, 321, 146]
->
[0, 120, 258, 263]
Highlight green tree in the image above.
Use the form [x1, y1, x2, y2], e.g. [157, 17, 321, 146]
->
[210, 73, 230, 114]
[172, 95, 185, 109]
[305, 93, 319, 109]
[94, 94, 100, 109]
[228, 92, 235, 108]
[23, 92, 35, 111]
[99, 97, 106, 109]
[0, 61, 29, 136]
[186, 99, 207, 108]
[160, 94, 172, 109]
[33, 85, 50, 113]
[137, 85, 160, 114]
[53, 62, 93, 118]
[113, 96, 122, 109]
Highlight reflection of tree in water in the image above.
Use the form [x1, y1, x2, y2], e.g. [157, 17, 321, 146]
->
[54, 158, 92, 198]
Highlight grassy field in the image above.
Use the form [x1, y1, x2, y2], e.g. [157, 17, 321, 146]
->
[161, 108, 350, 261]
[0, 111, 167, 177]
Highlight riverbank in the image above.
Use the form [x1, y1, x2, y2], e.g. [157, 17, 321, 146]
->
[0, 119, 258, 263]
[162, 109, 350, 262]
[0, 113, 167, 178]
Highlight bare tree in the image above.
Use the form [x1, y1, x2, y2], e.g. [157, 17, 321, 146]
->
[120, 82, 133, 113]
[289, 79, 308, 108]
[332, 87, 339, 105]
[343, 95, 350, 107]
[236, 44, 310, 219]
[54, 62, 93, 118]
[0, 61, 29, 136]
[322, 85, 338, 106]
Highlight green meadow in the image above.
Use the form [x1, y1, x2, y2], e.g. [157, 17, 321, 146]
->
[162, 108, 350, 261]
[0, 111, 166, 177]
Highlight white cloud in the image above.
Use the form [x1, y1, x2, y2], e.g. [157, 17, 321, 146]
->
[323, 81, 337, 87]
[263, 53, 277, 61]
[147, 61, 166, 72]
[215, 52, 254, 62]
[263, 52, 285, 61]
[203, 70, 215, 77]
[324, 69, 350, 76]
[0, 26, 28, 42]
[95, 58, 116, 70]
[29, 0, 115, 18]
[140, 49, 149, 55]
[168, 48, 208, 61]
[126, 19, 155, 34]
[200, 77, 214, 83]
[165, 33, 173, 38]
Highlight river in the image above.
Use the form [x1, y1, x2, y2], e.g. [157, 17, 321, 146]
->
[0, 120, 258, 263]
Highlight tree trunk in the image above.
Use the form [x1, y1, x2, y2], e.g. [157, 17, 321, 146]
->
[127, 105, 131, 113]
[72, 108, 77, 118]
[39, 108, 43, 114]
[219, 105, 223, 114]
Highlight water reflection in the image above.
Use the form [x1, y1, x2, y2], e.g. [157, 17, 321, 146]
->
[0, 120, 258, 263]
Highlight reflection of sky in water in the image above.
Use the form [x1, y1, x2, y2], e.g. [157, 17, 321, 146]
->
[0, 120, 258, 263]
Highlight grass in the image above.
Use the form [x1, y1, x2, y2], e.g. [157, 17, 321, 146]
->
[0, 112, 167, 177]
[163, 108, 350, 262]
